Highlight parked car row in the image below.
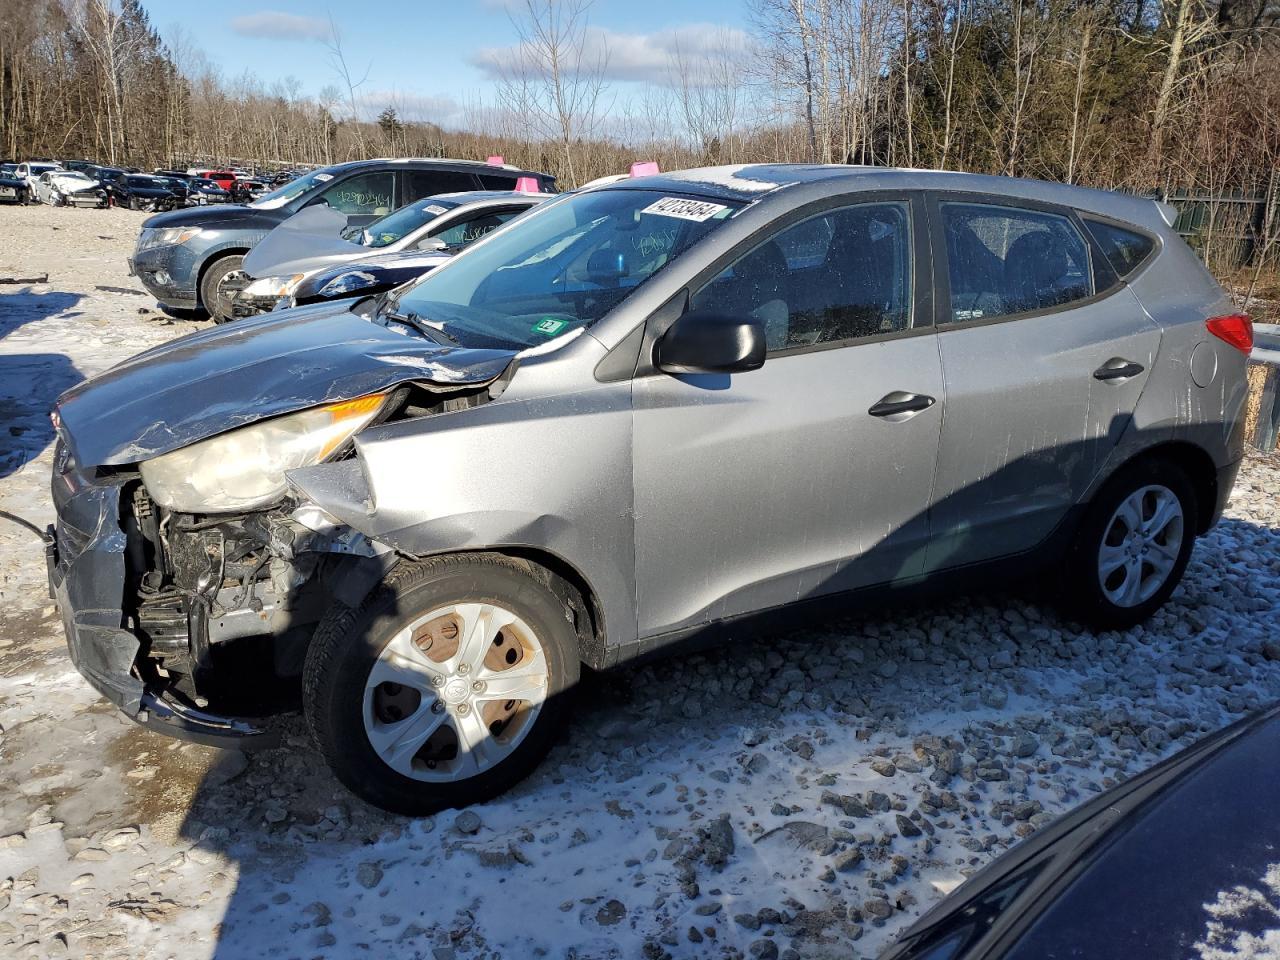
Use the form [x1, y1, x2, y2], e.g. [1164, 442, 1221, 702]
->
[130, 156, 557, 320]
[1, 157, 292, 210]
[49, 160, 1249, 818]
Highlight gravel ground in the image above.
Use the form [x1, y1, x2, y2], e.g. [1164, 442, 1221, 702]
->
[1, 204, 1278, 960]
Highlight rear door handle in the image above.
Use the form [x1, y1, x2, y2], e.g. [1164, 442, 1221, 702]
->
[1093, 358, 1145, 382]
[868, 391, 936, 420]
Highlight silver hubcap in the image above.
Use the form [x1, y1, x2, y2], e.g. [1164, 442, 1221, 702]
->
[1098, 484, 1184, 608]
[362, 602, 549, 782]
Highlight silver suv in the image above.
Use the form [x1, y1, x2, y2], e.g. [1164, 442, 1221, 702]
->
[48, 165, 1251, 813]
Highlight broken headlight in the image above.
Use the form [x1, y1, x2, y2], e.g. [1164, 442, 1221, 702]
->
[139, 393, 387, 513]
[241, 274, 305, 300]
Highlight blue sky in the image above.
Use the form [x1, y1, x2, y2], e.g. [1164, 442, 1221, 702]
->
[145, 0, 752, 125]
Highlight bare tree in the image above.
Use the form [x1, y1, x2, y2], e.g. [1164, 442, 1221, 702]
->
[493, 0, 609, 186]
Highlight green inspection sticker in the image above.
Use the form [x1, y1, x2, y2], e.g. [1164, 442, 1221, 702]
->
[532, 317, 567, 336]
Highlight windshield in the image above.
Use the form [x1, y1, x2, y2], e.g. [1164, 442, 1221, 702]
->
[360, 198, 459, 248]
[249, 168, 334, 210]
[388, 188, 741, 350]
[128, 175, 165, 188]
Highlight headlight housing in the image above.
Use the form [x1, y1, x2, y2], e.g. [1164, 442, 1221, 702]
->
[139, 393, 387, 513]
[319, 271, 377, 298]
[242, 273, 305, 299]
[136, 226, 205, 251]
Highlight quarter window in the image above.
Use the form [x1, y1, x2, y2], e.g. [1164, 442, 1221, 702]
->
[319, 171, 395, 216]
[691, 201, 912, 354]
[1085, 220, 1155, 277]
[941, 203, 1093, 322]
[406, 170, 479, 200]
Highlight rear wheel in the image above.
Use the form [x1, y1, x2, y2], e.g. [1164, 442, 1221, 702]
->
[199, 254, 247, 324]
[303, 555, 579, 815]
[1064, 458, 1195, 629]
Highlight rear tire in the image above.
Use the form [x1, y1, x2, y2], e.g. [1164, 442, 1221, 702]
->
[1063, 457, 1196, 630]
[304, 555, 579, 815]
[198, 254, 246, 324]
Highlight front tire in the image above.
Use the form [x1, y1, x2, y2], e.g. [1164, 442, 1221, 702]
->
[198, 254, 247, 323]
[304, 555, 579, 815]
[1064, 458, 1196, 630]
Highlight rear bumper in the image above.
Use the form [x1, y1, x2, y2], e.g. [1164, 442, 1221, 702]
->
[1207, 458, 1242, 531]
[47, 466, 278, 749]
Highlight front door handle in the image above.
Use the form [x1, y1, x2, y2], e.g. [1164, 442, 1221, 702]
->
[868, 391, 936, 420]
[1093, 358, 1145, 382]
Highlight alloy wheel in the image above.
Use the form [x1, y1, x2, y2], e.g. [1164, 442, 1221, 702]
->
[362, 602, 549, 782]
[1097, 484, 1184, 608]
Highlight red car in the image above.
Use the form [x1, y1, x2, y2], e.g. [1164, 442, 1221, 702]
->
[195, 170, 237, 191]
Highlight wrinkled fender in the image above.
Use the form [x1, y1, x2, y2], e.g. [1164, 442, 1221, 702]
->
[286, 382, 638, 661]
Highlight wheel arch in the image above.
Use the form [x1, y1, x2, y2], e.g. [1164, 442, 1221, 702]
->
[1104, 441, 1219, 535]
[194, 247, 250, 309]
[383, 546, 607, 670]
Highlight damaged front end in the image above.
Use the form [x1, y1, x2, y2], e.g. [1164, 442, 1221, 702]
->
[46, 460, 391, 748]
[47, 306, 519, 748]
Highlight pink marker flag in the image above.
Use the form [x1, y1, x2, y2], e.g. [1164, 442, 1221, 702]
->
[629, 161, 660, 177]
[487, 155, 504, 165]
[514, 176, 540, 193]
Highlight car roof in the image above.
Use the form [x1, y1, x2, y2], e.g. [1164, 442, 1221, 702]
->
[326, 158, 553, 179]
[606, 163, 1170, 231]
[425, 190, 550, 205]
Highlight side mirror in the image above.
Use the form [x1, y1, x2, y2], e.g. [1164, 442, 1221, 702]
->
[655, 310, 766, 375]
[419, 237, 448, 253]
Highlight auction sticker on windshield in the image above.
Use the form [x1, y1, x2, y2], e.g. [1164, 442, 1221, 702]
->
[641, 197, 729, 222]
[532, 317, 568, 336]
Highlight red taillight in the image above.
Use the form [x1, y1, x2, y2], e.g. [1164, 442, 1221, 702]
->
[1205, 313, 1253, 354]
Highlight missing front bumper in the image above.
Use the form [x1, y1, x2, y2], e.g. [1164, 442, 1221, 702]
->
[47, 478, 279, 750]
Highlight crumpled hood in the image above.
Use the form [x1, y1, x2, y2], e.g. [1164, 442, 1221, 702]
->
[54, 302, 517, 467]
[49, 174, 101, 193]
[242, 204, 366, 279]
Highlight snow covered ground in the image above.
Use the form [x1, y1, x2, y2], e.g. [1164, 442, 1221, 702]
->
[1, 204, 1278, 960]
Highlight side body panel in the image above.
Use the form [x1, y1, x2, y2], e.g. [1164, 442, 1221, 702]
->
[319, 370, 640, 649]
[631, 338, 943, 635]
[928, 286, 1162, 570]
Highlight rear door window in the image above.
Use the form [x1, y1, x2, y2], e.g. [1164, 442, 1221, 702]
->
[941, 202, 1094, 322]
[1085, 220, 1156, 277]
[406, 170, 480, 202]
[426, 208, 524, 248]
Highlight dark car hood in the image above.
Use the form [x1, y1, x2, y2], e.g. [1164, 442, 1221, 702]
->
[54, 302, 517, 467]
[0, 176, 23, 188]
[142, 202, 290, 231]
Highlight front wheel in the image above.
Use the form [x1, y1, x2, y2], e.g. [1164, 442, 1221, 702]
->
[303, 555, 579, 815]
[198, 254, 247, 323]
[1064, 458, 1196, 629]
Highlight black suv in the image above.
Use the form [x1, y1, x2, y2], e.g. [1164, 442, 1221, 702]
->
[130, 158, 557, 321]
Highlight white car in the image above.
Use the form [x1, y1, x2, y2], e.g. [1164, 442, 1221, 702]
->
[31, 170, 107, 208]
[15, 161, 62, 185]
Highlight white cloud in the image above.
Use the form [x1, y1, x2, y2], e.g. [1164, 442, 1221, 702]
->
[229, 11, 331, 43]
[471, 23, 753, 87]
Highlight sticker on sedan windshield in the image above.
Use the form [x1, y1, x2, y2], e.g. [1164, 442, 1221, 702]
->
[423, 204, 447, 214]
[532, 317, 568, 336]
[313, 173, 333, 182]
[641, 197, 729, 222]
